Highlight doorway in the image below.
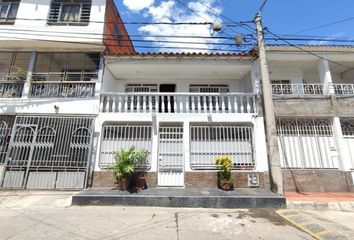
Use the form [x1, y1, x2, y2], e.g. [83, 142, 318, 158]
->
[159, 84, 176, 113]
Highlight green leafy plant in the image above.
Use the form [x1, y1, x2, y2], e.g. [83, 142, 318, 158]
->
[109, 146, 148, 191]
[109, 146, 148, 180]
[9, 65, 27, 81]
[215, 156, 234, 190]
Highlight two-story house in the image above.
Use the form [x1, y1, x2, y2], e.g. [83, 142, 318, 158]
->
[0, 0, 134, 189]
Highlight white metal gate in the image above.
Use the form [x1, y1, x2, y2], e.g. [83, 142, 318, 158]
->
[1, 116, 94, 189]
[277, 119, 339, 169]
[341, 118, 354, 170]
[158, 125, 184, 187]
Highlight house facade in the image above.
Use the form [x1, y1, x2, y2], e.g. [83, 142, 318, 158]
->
[268, 45, 354, 192]
[0, 0, 134, 189]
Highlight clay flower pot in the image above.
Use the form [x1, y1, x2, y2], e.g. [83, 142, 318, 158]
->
[133, 173, 147, 193]
[219, 181, 234, 191]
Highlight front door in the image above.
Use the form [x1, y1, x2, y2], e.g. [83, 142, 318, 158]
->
[158, 124, 184, 187]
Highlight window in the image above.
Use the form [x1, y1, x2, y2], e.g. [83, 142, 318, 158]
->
[48, 0, 91, 25]
[189, 84, 229, 93]
[113, 25, 120, 43]
[0, 0, 19, 24]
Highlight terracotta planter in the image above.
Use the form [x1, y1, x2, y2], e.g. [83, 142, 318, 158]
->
[219, 181, 234, 191]
[133, 174, 147, 193]
[117, 178, 130, 191]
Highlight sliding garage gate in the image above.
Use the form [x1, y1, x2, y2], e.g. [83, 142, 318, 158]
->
[1, 116, 94, 189]
[277, 119, 339, 169]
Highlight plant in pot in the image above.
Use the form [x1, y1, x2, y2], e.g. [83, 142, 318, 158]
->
[216, 156, 234, 191]
[131, 148, 149, 193]
[109, 146, 148, 192]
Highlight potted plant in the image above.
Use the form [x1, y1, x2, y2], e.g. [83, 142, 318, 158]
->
[131, 148, 149, 193]
[109, 146, 148, 192]
[9, 65, 27, 82]
[215, 156, 234, 191]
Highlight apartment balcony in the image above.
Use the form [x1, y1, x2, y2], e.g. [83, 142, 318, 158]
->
[29, 72, 97, 98]
[100, 92, 257, 114]
[0, 80, 24, 98]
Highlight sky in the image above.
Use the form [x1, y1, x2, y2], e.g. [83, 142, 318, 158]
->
[114, 0, 354, 52]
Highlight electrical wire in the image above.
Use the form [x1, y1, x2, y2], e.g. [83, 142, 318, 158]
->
[294, 16, 354, 34]
[259, 0, 269, 12]
[264, 28, 354, 71]
[0, 34, 250, 53]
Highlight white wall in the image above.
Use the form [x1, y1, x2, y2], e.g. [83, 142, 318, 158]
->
[269, 67, 304, 84]
[0, 0, 106, 50]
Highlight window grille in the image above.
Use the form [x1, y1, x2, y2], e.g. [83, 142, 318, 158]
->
[48, 0, 91, 25]
[0, 0, 19, 24]
[190, 125, 254, 170]
[99, 124, 153, 169]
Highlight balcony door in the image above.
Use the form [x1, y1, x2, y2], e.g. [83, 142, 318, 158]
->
[159, 84, 176, 113]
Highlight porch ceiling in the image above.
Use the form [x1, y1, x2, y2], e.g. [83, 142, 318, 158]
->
[106, 61, 252, 80]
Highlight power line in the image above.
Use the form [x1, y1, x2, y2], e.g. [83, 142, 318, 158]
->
[192, 0, 256, 34]
[259, 0, 269, 12]
[175, 0, 210, 22]
[0, 34, 250, 53]
[294, 16, 354, 34]
[0, 29, 254, 47]
[264, 28, 354, 71]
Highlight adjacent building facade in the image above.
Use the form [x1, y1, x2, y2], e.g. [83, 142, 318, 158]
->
[0, 0, 353, 192]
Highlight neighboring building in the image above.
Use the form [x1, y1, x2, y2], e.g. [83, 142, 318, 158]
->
[0, 0, 134, 189]
[267, 45, 354, 192]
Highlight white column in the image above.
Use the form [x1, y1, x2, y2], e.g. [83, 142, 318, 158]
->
[317, 58, 334, 95]
[254, 117, 269, 171]
[150, 114, 159, 172]
[333, 117, 351, 171]
[95, 57, 104, 98]
[251, 60, 261, 95]
[22, 51, 37, 98]
[183, 121, 192, 171]
[92, 116, 103, 172]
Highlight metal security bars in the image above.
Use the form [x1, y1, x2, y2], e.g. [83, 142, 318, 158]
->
[30, 81, 95, 98]
[158, 125, 184, 187]
[340, 118, 354, 169]
[99, 124, 152, 169]
[190, 125, 254, 170]
[0, 115, 15, 164]
[277, 119, 339, 169]
[1, 115, 94, 189]
[48, 0, 92, 25]
[0, 0, 19, 24]
[272, 83, 324, 96]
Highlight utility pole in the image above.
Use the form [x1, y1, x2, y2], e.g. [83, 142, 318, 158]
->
[254, 12, 284, 195]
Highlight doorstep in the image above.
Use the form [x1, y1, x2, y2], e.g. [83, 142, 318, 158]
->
[72, 188, 286, 209]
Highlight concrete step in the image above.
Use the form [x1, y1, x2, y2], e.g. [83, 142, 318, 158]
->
[72, 188, 286, 208]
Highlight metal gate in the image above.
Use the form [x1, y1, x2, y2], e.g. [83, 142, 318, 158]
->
[1, 116, 94, 189]
[277, 119, 339, 169]
[158, 125, 184, 187]
[341, 118, 354, 170]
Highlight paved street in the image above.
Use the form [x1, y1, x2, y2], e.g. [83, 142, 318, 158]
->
[0, 191, 352, 240]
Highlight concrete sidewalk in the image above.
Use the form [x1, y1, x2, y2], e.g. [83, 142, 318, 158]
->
[286, 192, 354, 212]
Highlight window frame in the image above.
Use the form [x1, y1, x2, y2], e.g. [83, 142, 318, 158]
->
[47, 0, 91, 26]
[0, 0, 20, 24]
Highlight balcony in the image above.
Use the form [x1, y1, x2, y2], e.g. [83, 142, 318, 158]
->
[100, 93, 257, 114]
[0, 80, 24, 98]
[330, 84, 354, 95]
[29, 72, 97, 98]
[272, 83, 324, 96]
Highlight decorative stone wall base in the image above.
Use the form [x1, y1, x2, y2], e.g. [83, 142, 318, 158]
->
[91, 171, 269, 189]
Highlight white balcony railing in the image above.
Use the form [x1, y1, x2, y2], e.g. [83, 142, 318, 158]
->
[330, 84, 354, 95]
[272, 84, 324, 96]
[100, 93, 257, 114]
[30, 81, 96, 98]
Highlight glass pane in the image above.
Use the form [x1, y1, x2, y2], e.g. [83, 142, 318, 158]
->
[9, 52, 31, 81]
[0, 52, 13, 80]
[0, 4, 9, 19]
[60, 5, 80, 22]
[7, 3, 19, 19]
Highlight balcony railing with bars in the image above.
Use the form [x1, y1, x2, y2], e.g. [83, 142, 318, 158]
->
[29, 72, 97, 98]
[330, 84, 354, 95]
[272, 83, 324, 96]
[100, 92, 257, 114]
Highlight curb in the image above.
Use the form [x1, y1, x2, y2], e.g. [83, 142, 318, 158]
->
[287, 201, 354, 212]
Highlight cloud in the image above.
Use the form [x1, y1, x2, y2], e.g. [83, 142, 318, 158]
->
[122, 0, 155, 11]
[135, 0, 224, 52]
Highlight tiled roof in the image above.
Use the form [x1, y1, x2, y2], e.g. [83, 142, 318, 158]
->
[266, 44, 354, 52]
[105, 51, 255, 57]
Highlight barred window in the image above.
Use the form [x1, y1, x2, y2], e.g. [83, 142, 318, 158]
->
[48, 0, 91, 25]
[0, 0, 19, 24]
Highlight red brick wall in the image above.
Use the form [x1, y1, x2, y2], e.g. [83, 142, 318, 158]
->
[103, 0, 135, 54]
